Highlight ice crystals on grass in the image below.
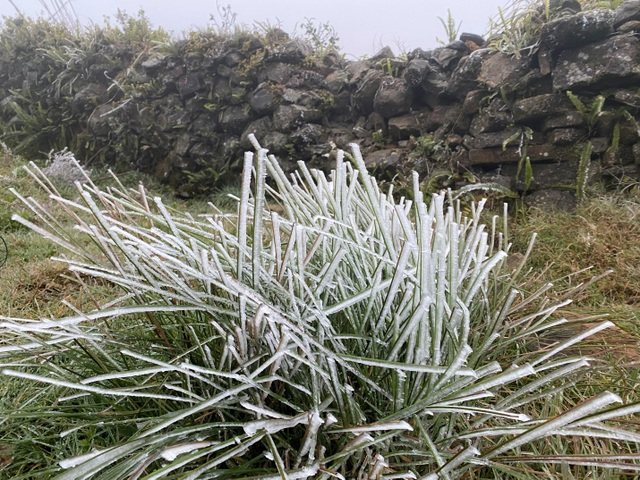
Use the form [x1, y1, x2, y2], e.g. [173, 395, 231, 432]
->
[160, 441, 215, 462]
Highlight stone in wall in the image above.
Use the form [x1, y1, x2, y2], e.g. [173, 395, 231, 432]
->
[353, 70, 384, 114]
[540, 10, 614, 52]
[553, 35, 640, 90]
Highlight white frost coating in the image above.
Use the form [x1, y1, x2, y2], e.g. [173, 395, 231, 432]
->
[325, 412, 338, 427]
[331, 420, 413, 434]
[59, 449, 104, 469]
[160, 441, 214, 461]
[243, 412, 310, 436]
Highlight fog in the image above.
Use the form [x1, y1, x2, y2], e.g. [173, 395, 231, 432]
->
[2, 0, 511, 57]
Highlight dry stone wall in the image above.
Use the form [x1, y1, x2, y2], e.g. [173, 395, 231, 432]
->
[3, 1, 640, 206]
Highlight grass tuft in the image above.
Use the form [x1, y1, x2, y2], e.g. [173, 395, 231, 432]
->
[0, 143, 639, 478]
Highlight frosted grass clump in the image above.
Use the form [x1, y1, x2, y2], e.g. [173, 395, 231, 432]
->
[1, 136, 639, 478]
[42, 148, 89, 185]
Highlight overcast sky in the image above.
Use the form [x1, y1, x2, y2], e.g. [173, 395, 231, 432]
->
[2, 0, 512, 57]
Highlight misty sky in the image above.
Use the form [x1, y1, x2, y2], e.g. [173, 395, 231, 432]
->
[2, 0, 512, 57]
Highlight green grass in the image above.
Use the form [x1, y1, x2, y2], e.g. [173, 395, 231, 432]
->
[0, 141, 639, 478]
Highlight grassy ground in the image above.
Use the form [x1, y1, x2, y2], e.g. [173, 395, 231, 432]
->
[509, 194, 640, 362]
[0, 148, 222, 319]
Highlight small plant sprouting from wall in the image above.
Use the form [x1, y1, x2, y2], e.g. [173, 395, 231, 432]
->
[436, 9, 461, 44]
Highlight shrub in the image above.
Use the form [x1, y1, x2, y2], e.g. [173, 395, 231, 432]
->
[1, 141, 640, 478]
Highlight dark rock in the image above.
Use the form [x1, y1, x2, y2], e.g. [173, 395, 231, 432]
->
[325, 70, 349, 93]
[223, 50, 244, 67]
[548, 0, 582, 15]
[241, 117, 274, 149]
[553, 35, 640, 90]
[477, 52, 531, 90]
[407, 47, 433, 61]
[618, 20, 640, 32]
[141, 55, 165, 74]
[290, 123, 327, 146]
[421, 64, 449, 98]
[469, 98, 512, 135]
[602, 164, 640, 185]
[172, 133, 192, 156]
[262, 131, 289, 153]
[373, 77, 412, 118]
[604, 144, 635, 165]
[273, 104, 323, 132]
[502, 161, 578, 190]
[542, 111, 585, 130]
[287, 70, 326, 89]
[257, 63, 292, 84]
[157, 102, 190, 131]
[612, 89, 640, 108]
[366, 111, 386, 133]
[176, 74, 202, 97]
[248, 84, 280, 115]
[591, 137, 610, 153]
[620, 117, 640, 144]
[388, 113, 426, 140]
[436, 42, 468, 70]
[615, 0, 640, 28]
[369, 46, 395, 62]
[512, 93, 573, 123]
[462, 90, 486, 115]
[266, 39, 311, 64]
[365, 148, 404, 172]
[216, 64, 233, 77]
[445, 50, 489, 99]
[88, 104, 115, 136]
[426, 104, 465, 131]
[218, 105, 254, 134]
[446, 133, 464, 147]
[71, 83, 107, 113]
[468, 129, 523, 149]
[460, 33, 486, 46]
[353, 69, 384, 114]
[404, 59, 429, 88]
[345, 60, 372, 85]
[525, 189, 577, 212]
[540, 10, 614, 52]
[465, 145, 565, 166]
[547, 127, 586, 145]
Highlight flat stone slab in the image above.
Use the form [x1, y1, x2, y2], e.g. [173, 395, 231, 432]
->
[465, 144, 570, 166]
[553, 34, 640, 90]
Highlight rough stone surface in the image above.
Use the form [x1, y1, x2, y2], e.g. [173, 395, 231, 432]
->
[553, 35, 640, 90]
[547, 127, 586, 145]
[525, 189, 577, 211]
[218, 106, 254, 134]
[404, 59, 429, 88]
[273, 104, 323, 132]
[542, 111, 585, 130]
[615, 0, 640, 27]
[477, 53, 532, 90]
[513, 94, 573, 123]
[445, 50, 488, 99]
[373, 77, 413, 118]
[388, 114, 424, 140]
[540, 10, 614, 51]
[469, 99, 512, 135]
[465, 145, 565, 166]
[353, 69, 384, 114]
[249, 85, 280, 115]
